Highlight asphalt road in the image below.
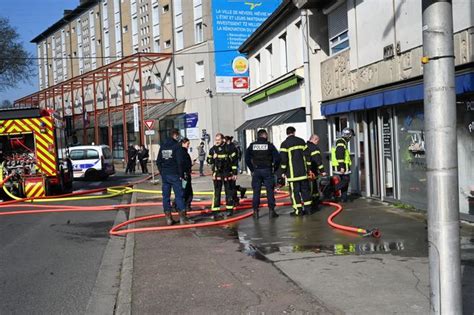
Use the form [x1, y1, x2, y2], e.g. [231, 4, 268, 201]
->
[0, 174, 142, 315]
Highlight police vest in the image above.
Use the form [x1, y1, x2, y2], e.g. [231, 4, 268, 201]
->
[251, 141, 273, 168]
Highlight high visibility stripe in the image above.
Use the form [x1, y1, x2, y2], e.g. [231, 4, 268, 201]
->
[288, 145, 307, 151]
[280, 165, 287, 169]
[286, 175, 308, 182]
[311, 150, 320, 156]
[226, 206, 234, 209]
[230, 152, 236, 157]
[303, 200, 312, 206]
[336, 143, 346, 147]
[289, 182, 299, 213]
[212, 207, 221, 211]
[25, 182, 45, 198]
[280, 148, 288, 152]
[288, 146, 294, 179]
[217, 154, 227, 158]
[318, 165, 324, 169]
[231, 166, 237, 169]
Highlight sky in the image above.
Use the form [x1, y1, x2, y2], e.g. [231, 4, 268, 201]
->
[0, 0, 78, 102]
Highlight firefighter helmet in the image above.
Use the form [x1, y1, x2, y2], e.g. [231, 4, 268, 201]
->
[341, 128, 354, 139]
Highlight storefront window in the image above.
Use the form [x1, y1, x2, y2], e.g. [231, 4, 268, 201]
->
[396, 104, 427, 209]
[457, 98, 474, 215]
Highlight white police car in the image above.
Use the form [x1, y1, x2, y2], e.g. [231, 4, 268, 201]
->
[69, 145, 115, 180]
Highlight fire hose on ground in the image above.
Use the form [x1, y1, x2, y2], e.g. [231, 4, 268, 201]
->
[0, 165, 381, 238]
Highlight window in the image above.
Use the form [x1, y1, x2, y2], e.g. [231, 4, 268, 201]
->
[328, 4, 349, 55]
[86, 149, 100, 159]
[279, 33, 288, 73]
[265, 44, 273, 81]
[255, 54, 261, 86]
[162, 4, 169, 13]
[176, 66, 184, 86]
[70, 150, 85, 160]
[154, 38, 160, 52]
[175, 28, 183, 50]
[195, 61, 204, 82]
[164, 39, 171, 49]
[195, 21, 203, 44]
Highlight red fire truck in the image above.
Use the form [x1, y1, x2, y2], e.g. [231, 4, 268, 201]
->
[0, 107, 73, 198]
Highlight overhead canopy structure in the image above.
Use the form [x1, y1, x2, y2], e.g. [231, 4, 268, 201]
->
[14, 52, 176, 153]
[235, 108, 305, 132]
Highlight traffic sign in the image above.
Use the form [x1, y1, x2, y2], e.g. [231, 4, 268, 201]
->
[144, 119, 155, 130]
[145, 129, 155, 136]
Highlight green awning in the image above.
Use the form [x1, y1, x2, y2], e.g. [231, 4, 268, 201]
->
[242, 75, 301, 105]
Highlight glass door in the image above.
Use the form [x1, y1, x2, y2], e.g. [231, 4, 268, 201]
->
[380, 108, 396, 199]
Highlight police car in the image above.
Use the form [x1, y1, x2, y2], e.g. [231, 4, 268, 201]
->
[69, 145, 115, 180]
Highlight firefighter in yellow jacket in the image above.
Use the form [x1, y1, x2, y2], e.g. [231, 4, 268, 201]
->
[331, 128, 354, 202]
[279, 126, 312, 216]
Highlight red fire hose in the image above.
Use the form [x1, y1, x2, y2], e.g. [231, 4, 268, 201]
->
[324, 201, 381, 238]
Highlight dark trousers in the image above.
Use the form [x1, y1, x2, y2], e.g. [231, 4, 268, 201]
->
[251, 168, 275, 210]
[162, 174, 185, 213]
[335, 174, 350, 201]
[309, 178, 320, 209]
[212, 176, 234, 211]
[140, 159, 148, 174]
[125, 158, 136, 174]
[199, 160, 204, 175]
[183, 175, 193, 210]
[288, 179, 312, 215]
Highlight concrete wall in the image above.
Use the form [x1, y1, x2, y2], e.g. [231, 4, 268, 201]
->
[346, 0, 474, 70]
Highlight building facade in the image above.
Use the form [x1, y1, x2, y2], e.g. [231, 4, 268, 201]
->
[238, 0, 330, 162]
[22, 0, 280, 160]
[318, 0, 473, 218]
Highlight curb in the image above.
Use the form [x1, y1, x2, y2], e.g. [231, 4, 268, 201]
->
[115, 185, 137, 315]
[85, 192, 130, 315]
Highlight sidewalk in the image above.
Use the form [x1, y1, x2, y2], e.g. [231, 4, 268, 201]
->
[127, 172, 474, 314]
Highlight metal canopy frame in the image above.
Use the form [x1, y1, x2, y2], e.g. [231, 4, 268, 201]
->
[14, 53, 176, 157]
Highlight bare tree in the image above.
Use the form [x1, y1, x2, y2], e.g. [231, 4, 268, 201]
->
[0, 17, 34, 92]
[1, 99, 12, 108]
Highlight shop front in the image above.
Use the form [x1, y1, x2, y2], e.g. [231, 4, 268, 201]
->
[322, 71, 474, 218]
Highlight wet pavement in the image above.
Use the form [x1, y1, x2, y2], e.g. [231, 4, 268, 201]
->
[129, 172, 474, 314]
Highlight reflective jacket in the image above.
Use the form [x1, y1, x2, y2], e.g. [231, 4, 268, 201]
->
[245, 137, 280, 172]
[331, 138, 352, 174]
[279, 135, 309, 182]
[207, 144, 237, 176]
[306, 141, 325, 175]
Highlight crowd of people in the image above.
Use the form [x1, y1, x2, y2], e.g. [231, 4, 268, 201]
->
[153, 126, 354, 226]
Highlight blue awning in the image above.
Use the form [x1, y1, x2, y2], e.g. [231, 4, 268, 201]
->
[321, 71, 474, 116]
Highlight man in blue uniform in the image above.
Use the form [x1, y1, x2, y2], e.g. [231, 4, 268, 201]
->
[156, 129, 192, 225]
[245, 129, 281, 219]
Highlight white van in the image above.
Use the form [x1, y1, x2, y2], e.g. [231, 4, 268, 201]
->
[69, 145, 115, 180]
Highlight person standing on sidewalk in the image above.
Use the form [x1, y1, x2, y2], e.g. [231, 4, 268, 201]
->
[125, 144, 137, 174]
[207, 133, 237, 219]
[156, 129, 192, 225]
[245, 129, 281, 219]
[331, 128, 354, 202]
[180, 138, 194, 211]
[279, 126, 312, 216]
[197, 141, 206, 176]
[138, 145, 149, 174]
[306, 134, 326, 212]
[225, 136, 247, 205]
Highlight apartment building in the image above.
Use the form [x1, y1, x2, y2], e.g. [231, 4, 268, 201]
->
[26, 0, 280, 159]
[317, 0, 473, 218]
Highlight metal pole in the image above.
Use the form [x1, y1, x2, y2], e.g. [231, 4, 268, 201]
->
[422, 1, 462, 313]
[301, 9, 313, 139]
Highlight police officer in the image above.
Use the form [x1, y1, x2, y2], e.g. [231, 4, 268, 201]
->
[245, 129, 281, 219]
[279, 126, 312, 216]
[207, 133, 237, 219]
[306, 134, 326, 212]
[156, 129, 192, 225]
[331, 127, 354, 202]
